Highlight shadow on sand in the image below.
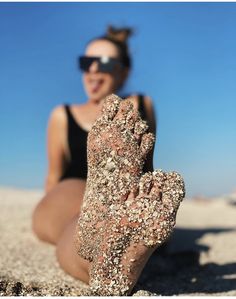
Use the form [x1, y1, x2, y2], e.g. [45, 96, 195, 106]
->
[134, 227, 236, 295]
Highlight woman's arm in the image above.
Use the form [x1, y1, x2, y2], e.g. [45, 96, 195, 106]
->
[45, 106, 68, 193]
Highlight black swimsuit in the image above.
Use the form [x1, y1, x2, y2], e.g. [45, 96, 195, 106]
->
[60, 94, 148, 181]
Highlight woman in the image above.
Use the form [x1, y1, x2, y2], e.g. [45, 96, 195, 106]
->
[32, 26, 156, 270]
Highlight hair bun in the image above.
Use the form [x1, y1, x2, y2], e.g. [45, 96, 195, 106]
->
[107, 25, 133, 44]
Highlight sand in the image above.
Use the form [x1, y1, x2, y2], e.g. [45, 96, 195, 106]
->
[0, 187, 235, 296]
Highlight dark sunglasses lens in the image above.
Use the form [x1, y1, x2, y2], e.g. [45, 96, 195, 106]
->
[79, 56, 121, 73]
[99, 60, 115, 73]
[79, 57, 96, 71]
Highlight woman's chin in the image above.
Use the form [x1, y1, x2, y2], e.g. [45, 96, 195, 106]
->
[88, 90, 114, 103]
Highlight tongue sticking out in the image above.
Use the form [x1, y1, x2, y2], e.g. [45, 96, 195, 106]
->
[91, 80, 103, 93]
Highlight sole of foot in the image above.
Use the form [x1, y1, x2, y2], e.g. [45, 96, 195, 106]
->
[74, 94, 185, 295]
[75, 94, 155, 261]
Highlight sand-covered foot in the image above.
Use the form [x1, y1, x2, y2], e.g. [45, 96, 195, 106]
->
[89, 170, 185, 296]
[75, 94, 155, 261]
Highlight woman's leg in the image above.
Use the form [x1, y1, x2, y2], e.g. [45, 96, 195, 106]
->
[56, 216, 91, 284]
[32, 178, 86, 245]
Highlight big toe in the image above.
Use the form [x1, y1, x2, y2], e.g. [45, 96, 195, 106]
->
[101, 94, 121, 120]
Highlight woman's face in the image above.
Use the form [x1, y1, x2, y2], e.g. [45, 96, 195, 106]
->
[82, 39, 128, 102]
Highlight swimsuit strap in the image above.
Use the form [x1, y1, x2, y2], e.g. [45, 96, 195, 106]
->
[64, 104, 80, 129]
[60, 104, 88, 181]
[137, 94, 148, 121]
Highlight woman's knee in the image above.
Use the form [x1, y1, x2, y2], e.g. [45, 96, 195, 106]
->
[31, 180, 85, 244]
[31, 195, 57, 244]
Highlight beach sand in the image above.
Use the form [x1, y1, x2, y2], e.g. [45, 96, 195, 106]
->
[0, 187, 235, 296]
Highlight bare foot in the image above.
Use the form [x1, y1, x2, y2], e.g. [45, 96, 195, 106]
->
[90, 170, 185, 295]
[75, 94, 154, 261]
[75, 94, 185, 295]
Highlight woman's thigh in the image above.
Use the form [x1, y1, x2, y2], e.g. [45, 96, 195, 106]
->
[56, 216, 90, 284]
[32, 179, 86, 245]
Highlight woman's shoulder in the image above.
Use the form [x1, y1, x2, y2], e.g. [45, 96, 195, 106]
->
[133, 93, 153, 102]
[49, 105, 67, 124]
[49, 103, 84, 120]
[125, 93, 154, 110]
[129, 93, 156, 133]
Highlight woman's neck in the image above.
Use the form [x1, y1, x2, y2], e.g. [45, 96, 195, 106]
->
[87, 97, 105, 108]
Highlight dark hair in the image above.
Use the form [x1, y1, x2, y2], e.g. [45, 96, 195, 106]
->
[89, 25, 133, 69]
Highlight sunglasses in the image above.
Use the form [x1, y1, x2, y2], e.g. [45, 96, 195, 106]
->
[78, 56, 123, 73]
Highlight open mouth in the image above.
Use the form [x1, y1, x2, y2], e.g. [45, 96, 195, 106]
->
[89, 79, 104, 93]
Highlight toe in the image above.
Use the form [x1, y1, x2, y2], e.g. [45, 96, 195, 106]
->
[139, 172, 153, 195]
[139, 133, 155, 158]
[162, 171, 185, 211]
[113, 99, 133, 123]
[125, 110, 139, 133]
[149, 170, 166, 199]
[101, 94, 121, 120]
[134, 119, 149, 142]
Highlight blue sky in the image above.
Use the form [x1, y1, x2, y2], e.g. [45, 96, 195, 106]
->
[0, 2, 236, 197]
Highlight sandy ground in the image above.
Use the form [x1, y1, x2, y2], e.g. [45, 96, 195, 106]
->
[0, 187, 235, 296]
